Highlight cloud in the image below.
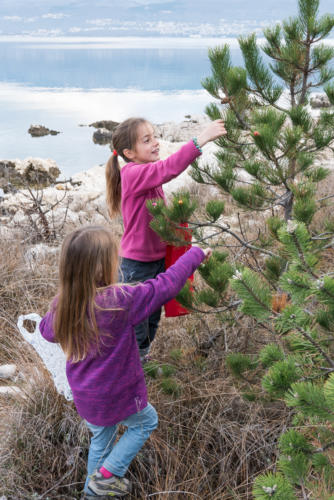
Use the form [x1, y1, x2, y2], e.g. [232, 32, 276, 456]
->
[79, 18, 275, 37]
[3, 16, 38, 23]
[42, 13, 69, 20]
[86, 18, 114, 26]
[131, 0, 175, 5]
[23, 28, 63, 36]
[3, 16, 22, 21]
[68, 26, 104, 33]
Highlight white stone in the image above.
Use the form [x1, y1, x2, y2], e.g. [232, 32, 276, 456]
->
[90, 212, 109, 226]
[46, 206, 80, 226]
[0, 225, 14, 239]
[17, 157, 59, 176]
[0, 364, 16, 379]
[11, 208, 26, 225]
[156, 115, 211, 142]
[91, 194, 108, 213]
[24, 244, 59, 269]
[0, 386, 21, 396]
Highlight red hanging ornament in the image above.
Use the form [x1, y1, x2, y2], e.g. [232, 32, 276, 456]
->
[164, 222, 194, 317]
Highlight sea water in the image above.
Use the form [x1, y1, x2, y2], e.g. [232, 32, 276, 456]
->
[0, 38, 246, 177]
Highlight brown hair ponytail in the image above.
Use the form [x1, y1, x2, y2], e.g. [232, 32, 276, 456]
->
[105, 117, 148, 218]
[106, 154, 121, 217]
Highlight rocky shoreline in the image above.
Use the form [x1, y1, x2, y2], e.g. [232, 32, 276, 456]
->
[0, 115, 215, 242]
[1, 103, 333, 245]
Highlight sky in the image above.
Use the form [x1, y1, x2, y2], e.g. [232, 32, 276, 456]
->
[0, 0, 333, 39]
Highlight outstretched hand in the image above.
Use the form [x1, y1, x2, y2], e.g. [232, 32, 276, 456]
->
[202, 248, 213, 261]
[193, 245, 212, 261]
[197, 120, 227, 148]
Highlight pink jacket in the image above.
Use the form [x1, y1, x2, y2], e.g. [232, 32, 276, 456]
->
[120, 140, 201, 262]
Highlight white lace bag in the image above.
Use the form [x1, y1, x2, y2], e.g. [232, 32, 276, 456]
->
[17, 313, 73, 401]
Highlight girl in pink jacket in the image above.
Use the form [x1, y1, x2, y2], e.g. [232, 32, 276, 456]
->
[106, 117, 226, 361]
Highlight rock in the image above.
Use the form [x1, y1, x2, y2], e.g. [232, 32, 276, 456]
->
[90, 212, 108, 226]
[93, 127, 114, 145]
[28, 124, 60, 137]
[89, 120, 119, 131]
[0, 158, 60, 193]
[0, 225, 13, 239]
[11, 208, 26, 224]
[24, 244, 59, 269]
[89, 114, 209, 145]
[0, 386, 21, 396]
[155, 115, 210, 142]
[310, 94, 332, 109]
[0, 364, 16, 379]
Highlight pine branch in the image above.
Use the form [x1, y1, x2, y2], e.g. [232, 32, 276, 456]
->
[311, 235, 333, 242]
[238, 278, 274, 316]
[190, 221, 279, 257]
[294, 324, 334, 368]
[299, 30, 312, 105]
[291, 231, 319, 278]
[316, 194, 334, 203]
[315, 441, 334, 453]
[187, 300, 242, 315]
[257, 320, 279, 336]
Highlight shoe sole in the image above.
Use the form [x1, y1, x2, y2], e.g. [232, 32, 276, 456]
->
[87, 488, 130, 497]
[83, 495, 129, 499]
[87, 482, 131, 497]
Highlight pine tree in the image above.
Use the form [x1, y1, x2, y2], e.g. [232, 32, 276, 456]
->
[199, 0, 334, 222]
[148, 0, 334, 496]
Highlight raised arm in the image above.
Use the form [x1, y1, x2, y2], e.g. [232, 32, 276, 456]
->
[125, 247, 207, 325]
[121, 140, 200, 195]
[122, 120, 227, 195]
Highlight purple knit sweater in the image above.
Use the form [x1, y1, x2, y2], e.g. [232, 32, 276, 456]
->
[40, 247, 205, 426]
[120, 140, 201, 262]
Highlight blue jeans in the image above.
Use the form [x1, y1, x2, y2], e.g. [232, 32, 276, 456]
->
[120, 257, 165, 356]
[84, 403, 158, 492]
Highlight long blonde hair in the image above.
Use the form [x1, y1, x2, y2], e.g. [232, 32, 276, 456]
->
[106, 117, 148, 217]
[53, 226, 119, 362]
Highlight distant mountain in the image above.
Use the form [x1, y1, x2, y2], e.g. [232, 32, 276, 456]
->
[0, 0, 332, 38]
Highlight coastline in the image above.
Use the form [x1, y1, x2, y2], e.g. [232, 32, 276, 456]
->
[1, 107, 333, 244]
[0, 115, 214, 241]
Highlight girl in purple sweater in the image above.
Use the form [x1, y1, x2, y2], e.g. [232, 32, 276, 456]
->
[106, 117, 226, 361]
[40, 225, 211, 498]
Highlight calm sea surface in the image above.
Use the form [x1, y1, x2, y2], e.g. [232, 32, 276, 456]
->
[0, 39, 243, 176]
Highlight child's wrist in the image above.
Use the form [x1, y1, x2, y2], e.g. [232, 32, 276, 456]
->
[192, 137, 203, 153]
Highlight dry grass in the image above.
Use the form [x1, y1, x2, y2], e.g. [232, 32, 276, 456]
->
[0, 346, 289, 499]
[0, 223, 292, 499]
[0, 238, 58, 366]
[134, 311, 290, 499]
[132, 375, 288, 499]
[1, 151, 333, 499]
[0, 367, 89, 499]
